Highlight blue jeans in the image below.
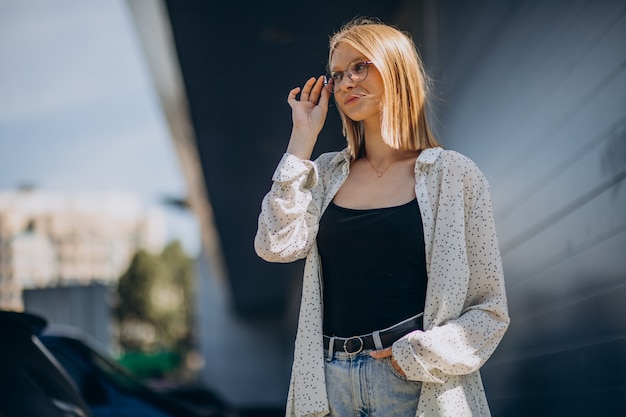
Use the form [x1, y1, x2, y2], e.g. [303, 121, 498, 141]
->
[324, 349, 422, 417]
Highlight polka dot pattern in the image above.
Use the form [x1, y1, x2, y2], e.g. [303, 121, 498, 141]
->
[254, 148, 509, 417]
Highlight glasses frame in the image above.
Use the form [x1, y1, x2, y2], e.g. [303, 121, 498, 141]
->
[324, 60, 374, 93]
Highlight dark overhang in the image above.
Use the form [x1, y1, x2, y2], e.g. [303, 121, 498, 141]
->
[160, 0, 422, 317]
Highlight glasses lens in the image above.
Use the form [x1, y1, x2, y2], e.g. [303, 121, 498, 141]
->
[348, 61, 369, 82]
[324, 75, 335, 93]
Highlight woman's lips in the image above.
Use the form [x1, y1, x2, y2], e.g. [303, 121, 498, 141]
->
[344, 94, 362, 105]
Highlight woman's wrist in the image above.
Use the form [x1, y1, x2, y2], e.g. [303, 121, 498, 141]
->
[286, 129, 317, 160]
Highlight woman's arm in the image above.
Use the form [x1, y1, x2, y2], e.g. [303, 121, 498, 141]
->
[392, 167, 510, 383]
[255, 76, 330, 263]
[254, 153, 323, 263]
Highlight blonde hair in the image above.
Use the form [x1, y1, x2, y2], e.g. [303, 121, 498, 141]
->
[328, 18, 440, 158]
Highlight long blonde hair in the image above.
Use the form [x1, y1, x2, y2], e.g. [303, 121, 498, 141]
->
[328, 18, 440, 158]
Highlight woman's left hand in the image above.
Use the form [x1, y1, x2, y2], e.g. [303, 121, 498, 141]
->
[369, 347, 406, 377]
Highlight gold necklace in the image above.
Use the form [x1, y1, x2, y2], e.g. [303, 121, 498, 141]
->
[364, 156, 397, 177]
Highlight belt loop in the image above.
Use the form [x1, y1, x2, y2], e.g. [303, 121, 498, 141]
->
[372, 330, 383, 350]
[326, 336, 336, 361]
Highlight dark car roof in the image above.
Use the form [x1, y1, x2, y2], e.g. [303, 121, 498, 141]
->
[0, 310, 92, 417]
[39, 332, 231, 417]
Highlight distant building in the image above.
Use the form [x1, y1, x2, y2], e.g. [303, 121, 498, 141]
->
[0, 189, 166, 310]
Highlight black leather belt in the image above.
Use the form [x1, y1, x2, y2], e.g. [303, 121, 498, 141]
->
[323, 313, 423, 355]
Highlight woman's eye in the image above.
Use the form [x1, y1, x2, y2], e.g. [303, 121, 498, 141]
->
[353, 63, 367, 73]
[331, 73, 342, 82]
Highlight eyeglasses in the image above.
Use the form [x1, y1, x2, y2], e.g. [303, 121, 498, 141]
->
[324, 60, 373, 93]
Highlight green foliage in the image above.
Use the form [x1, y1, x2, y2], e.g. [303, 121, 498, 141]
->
[114, 241, 195, 359]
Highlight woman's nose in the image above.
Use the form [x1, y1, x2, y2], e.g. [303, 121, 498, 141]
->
[336, 74, 356, 92]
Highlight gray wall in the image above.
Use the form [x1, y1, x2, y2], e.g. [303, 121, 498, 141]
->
[427, 0, 626, 415]
[195, 251, 293, 408]
[23, 283, 112, 348]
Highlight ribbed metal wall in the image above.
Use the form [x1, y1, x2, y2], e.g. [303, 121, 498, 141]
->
[428, 1, 626, 415]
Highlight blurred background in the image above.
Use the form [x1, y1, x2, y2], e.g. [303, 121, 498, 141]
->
[0, 0, 625, 416]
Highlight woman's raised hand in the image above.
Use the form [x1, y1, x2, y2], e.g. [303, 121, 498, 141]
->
[286, 75, 331, 160]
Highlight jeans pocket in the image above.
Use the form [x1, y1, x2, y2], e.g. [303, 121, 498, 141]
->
[384, 357, 412, 381]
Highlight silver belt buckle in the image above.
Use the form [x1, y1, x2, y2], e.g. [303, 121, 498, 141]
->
[343, 336, 363, 355]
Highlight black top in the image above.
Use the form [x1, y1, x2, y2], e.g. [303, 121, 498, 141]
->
[317, 198, 428, 337]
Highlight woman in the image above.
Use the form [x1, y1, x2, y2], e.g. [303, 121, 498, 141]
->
[255, 19, 509, 417]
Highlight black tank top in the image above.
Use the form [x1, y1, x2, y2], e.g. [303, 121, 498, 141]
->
[317, 198, 428, 337]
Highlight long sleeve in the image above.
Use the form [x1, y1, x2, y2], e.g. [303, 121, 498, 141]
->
[254, 153, 323, 263]
[392, 151, 510, 384]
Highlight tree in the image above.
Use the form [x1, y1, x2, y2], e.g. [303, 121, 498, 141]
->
[114, 241, 194, 360]
[159, 241, 195, 354]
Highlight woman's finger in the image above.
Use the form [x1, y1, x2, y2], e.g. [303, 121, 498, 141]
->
[299, 77, 317, 100]
[369, 347, 393, 358]
[390, 357, 407, 376]
[318, 84, 331, 108]
[370, 348, 407, 376]
[287, 87, 301, 106]
[308, 75, 325, 104]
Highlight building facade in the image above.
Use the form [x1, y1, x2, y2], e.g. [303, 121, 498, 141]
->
[0, 189, 166, 310]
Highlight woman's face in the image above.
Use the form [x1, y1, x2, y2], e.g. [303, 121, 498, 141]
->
[329, 43, 384, 126]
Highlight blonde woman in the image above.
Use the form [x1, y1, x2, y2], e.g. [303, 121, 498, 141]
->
[255, 18, 509, 417]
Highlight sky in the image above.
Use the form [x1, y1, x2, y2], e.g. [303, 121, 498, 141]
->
[0, 0, 200, 255]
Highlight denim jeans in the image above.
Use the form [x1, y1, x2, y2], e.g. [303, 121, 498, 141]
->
[324, 349, 422, 417]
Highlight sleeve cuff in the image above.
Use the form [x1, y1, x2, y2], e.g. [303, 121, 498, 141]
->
[272, 153, 318, 187]
[392, 335, 444, 384]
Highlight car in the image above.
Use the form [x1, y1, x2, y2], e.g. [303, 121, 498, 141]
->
[38, 329, 235, 417]
[0, 310, 92, 417]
